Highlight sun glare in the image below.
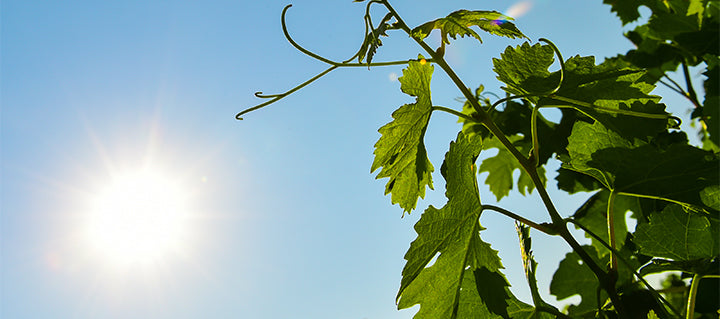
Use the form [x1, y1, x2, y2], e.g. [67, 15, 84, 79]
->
[85, 168, 191, 268]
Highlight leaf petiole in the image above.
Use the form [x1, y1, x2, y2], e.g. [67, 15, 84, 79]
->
[569, 219, 678, 318]
[431, 106, 478, 123]
[548, 95, 673, 120]
[482, 205, 557, 235]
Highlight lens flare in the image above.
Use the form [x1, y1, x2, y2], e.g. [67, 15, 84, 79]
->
[506, 1, 533, 19]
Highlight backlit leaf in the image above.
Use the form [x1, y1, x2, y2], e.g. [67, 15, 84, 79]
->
[493, 42, 556, 97]
[397, 132, 519, 318]
[358, 12, 396, 65]
[372, 56, 435, 213]
[543, 55, 671, 141]
[411, 10, 525, 45]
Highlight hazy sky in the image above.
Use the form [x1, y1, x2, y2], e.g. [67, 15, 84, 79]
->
[1, 1, 699, 318]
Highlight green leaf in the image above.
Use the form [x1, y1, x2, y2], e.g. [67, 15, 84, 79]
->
[544, 56, 671, 141]
[563, 121, 640, 189]
[550, 246, 607, 315]
[555, 167, 601, 194]
[478, 136, 546, 201]
[397, 132, 519, 318]
[493, 42, 556, 97]
[564, 121, 720, 213]
[372, 57, 435, 213]
[358, 12, 395, 64]
[455, 269, 552, 319]
[700, 185, 720, 210]
[411, 10, 525, 45]
[602, 0, 652, 25]
[634, 204, 720, 261]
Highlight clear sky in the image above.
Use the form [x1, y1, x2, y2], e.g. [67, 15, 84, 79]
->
[1, 1, 701, 318]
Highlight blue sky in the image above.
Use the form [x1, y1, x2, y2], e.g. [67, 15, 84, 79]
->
[1, 1, 702, 318]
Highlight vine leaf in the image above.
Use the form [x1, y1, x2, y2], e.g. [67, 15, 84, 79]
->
[493, 42, 556, 97]
[358, 12, 396, 64]
[563, 121, 720, 213]
[634, 204, 720, 261]
[602, 0, 650, 25]
[700, 185, 720, 210]
[411, 10, 526, 45]
[550, 246, 607, 315]
[493, 47, 672, 141]
[545, 55, 671, 141]
[397, 132, 522, 318]
[372, 56, 434, 213]
[478, 136, 546, 201]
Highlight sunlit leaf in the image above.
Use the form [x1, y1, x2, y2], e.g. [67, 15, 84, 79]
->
[398, 132, 520, 318]
[372, 56, 435, 213]
[411, 10, 525, 45]
[493, 42, 556, 97]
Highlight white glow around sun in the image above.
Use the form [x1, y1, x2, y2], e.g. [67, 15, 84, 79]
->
[85, 168, 192, 268]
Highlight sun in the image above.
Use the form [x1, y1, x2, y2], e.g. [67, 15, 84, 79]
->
[85, 168, 192, 268]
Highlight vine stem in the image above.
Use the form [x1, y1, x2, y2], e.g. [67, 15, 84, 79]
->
[569, 219, 678, 318]
[686, 274, 700, 319]
[482, 205, 556, 235]
[681, 61, 701, 109]
[607, 190, 618, 274]
[378, 0, 628, 314]
[431, 106, 476, 122]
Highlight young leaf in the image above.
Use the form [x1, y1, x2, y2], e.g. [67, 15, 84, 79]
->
[372, 56, 435, 213]
[397, 132, 518, 318]
[634, 204, 720, 261]
[411, 10, 525, 45]
[358, 12, 395, 65]
[516, 223, 558, 315]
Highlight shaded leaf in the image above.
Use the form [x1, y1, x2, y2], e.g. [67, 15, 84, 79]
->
[478, 136, 546, 201]
[634, 204, 720, 261]
[372, 57, 435, 213]
[564, 121, 720, 213]
[550, 246, 607, 315]
[555, 167, 601, 194]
